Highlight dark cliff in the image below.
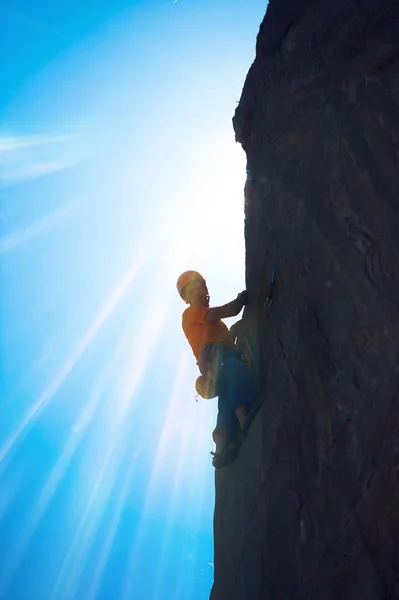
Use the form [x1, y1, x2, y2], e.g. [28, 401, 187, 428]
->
[211, 1, 399, 599]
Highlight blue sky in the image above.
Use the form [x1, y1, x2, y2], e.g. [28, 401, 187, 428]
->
[0, 1, 267, 599]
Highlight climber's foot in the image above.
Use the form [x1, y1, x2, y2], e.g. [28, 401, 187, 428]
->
[212, 440, 240, 469]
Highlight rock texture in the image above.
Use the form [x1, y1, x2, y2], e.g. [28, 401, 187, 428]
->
[211, 1, 399, 598]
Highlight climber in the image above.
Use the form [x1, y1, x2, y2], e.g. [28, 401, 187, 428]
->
[176, 270, 259, 469]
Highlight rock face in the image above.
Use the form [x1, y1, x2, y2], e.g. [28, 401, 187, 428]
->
[211, 1, 399, 598]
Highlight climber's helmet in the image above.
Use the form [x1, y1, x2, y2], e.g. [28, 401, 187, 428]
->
[176, 270, 207, 303]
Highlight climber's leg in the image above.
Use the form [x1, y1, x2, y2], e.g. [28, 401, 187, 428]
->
[210, 345, 260, 468]
[212, 426, 229, 450]
[218, 350, 259, 432]
[213, 391, 239, 448]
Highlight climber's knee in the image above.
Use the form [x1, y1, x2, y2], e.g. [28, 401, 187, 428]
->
[212, 427, 229, 446]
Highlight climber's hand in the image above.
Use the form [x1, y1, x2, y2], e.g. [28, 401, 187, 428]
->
[206, 291, 248, 322]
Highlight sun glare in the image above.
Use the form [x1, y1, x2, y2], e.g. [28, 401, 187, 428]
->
[0, 0, 260, 596]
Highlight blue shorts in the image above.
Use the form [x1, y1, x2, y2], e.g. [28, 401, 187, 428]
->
[199, 343, 257, 439]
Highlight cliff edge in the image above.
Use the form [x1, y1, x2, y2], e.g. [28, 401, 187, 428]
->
[211, 0, 399, 598]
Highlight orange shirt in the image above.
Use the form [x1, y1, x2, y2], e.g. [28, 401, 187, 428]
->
[182, 306, 234, 361]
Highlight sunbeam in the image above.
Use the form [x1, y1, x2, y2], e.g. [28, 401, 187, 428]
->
[0, 319, 138, 596]
[85, 454, 138, 600]
[0, 133, 76, 186]
[0, 341, 56, 419]
[50, 265, 174, 599]
[50, 435, 129, 600]
[151, 354, 211, 599]
[0, 245, 151, 466]
[0, 203, 74, 254]
[120, 349, 212, 600]
[0, 134, 71, 152]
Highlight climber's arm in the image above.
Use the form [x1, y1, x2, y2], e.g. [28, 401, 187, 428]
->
[205, 291, 248, 322]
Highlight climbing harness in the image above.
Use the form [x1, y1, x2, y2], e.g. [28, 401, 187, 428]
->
[195, 343, 248, 402]
[325, 412, 353, 453]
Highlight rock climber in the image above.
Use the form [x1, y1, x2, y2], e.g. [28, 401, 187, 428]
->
[176, 270, 259, 469]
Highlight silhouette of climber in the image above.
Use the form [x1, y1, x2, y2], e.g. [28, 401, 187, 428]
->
[176, 270, 259, 468]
